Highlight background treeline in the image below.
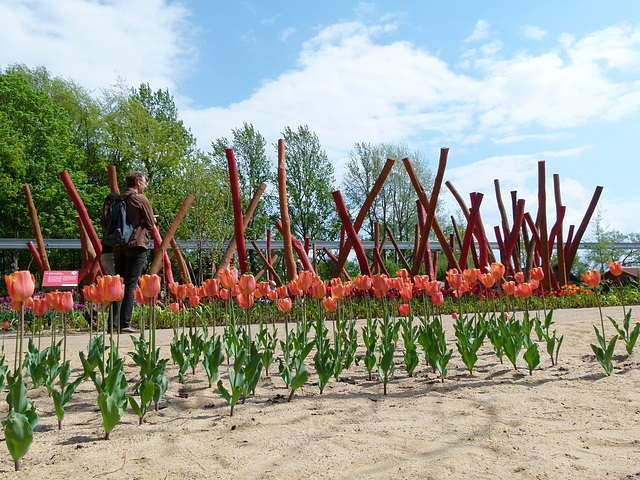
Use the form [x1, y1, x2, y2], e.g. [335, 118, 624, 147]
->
[1, 64, 438, 282]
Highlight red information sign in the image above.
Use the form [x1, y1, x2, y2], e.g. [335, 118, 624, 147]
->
[42, 270, 79, 288]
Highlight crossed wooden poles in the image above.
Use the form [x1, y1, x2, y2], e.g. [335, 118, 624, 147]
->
[24, 147, 602, 292]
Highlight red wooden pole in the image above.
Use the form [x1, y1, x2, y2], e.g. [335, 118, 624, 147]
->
[332, 190, 371, 276]
[225, 148, 248, 274]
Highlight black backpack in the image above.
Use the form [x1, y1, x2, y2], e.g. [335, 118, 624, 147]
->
[103, 192, 136, 247]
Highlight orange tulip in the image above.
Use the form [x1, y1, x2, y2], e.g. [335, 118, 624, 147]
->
[431, 291, 444, 307]
[490, 262, 506, 280]
[257, 281, 271, 297]
[168, 282, 179, 295]
[170, 302, 180, 314]
[529, 278, 539, 290]
[446, 269, 463, 290]
[399, 285, 413, 301]
[502, 281, 516, 296]
[311, 281, 326, 300]
[396, 269, 409, 283]
[238, 274, 257, 295]
[581, 270, 601, 288]
[139, 274, 162, 299]
[32, 297, 47, 316]
[276, 285, 288, 299]
[47, 290, 74, 314]
[372, 274, 389, 295]
[459, 280, 471, 294]
[343, 281, 353, 297]
[529, 267, 544, 282]
[11, 299, 22, 311]
[267, 290, 278, 302]
[608, 261, 623, 276]
[5, 270, 35, 302]
[218, 267, 238, 290]
[98, 275, 124, 302]
[134, 288, 149, 305]
[188, 295, 201, 307]
[237, 292, 254, 309]
[330, 277, 342, 288]
[176, 284, 189, 301]
[514, 282, 533, 298]
[322, 296, 338, 312]
[398, 303, 410, 316]
[354, 274, 372, 291]
[219, 288, 230, 300]
[204, 278, 220, 297]
[297, 271, 313, 291]
[287, 280, 302, 297]
[463, 268, 477, 284]
[514, 271, 525, 283]
[425, 280, 441, 296]
[278, 297, 292, 313]
[479, 273, 496, 289]
[331, 284, 345, 300]
[185, 283, 197, 298]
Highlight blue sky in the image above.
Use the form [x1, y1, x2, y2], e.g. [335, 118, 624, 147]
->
[2, 0, 640, 237]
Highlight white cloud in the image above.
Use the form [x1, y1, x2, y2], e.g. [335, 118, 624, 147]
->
[466, 20, 490, 42]
[523, 26, 547, 40]
[0, 0, 193, 93]
[280, 27, 296, 41]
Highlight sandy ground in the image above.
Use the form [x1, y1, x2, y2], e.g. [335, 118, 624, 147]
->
[0, 305, 639, 480]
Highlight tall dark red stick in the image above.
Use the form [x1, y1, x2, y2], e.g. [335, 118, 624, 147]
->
[225, 148, 248, 274]
[27, 241, 44, 274]
[151, 227, 174, 285]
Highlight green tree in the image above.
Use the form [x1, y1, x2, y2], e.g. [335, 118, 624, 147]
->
[584, 208, 640, 271]
[279, 125, 339, 241]
[211, 122, 275, 241]
[343, 142, 434, 241]
[0, 67, 91, 270]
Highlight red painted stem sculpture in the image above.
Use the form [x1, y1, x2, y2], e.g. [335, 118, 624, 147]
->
[225, 148, 248, 275]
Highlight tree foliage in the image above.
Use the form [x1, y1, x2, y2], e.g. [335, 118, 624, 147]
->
[280, 125, 339, 241]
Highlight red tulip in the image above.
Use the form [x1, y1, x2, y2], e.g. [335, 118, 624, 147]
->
[398, 303, 410, 316]
[5, 270, 35, 302]
[581, 270, 601, 288]
[529, 267, 544, 282]
[608, 261, 623, 276]
[322, 296, 338, 312]
[278, 297, 292, 313]
[2, 321, 10, 330]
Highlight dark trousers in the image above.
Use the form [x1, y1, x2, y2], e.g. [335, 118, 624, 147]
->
[114, 246, 147, 328]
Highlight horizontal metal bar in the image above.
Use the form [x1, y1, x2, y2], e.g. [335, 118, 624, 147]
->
[2, 238, 639, 251]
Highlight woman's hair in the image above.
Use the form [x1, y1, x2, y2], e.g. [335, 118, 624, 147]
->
[125, 170, 146, 188]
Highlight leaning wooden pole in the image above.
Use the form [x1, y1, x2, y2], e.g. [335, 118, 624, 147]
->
[149, 194, 194, 275]
[410, 148, 447, 277]
[26, 242, 44, 274]
[251, 240, 283, 287]
[225, 148, 249, 275]
[23, 184, 51, 271]
[278, 139, 297, 281]
[170, 238, 191, 284]
[150, 227, 174, 285]
[332, 190, 371, 276]
[274, 221, 315, 273]
[331, 157, 395, 278]
[59, 170, 103, 278]
[553, 174, 567, 287]
[564, 185, 603, 273]
[404, 158, 460, 272]
[384, 225, 412, 271]
[218, 182, 267, 271]
[107, 165, 119, 194]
